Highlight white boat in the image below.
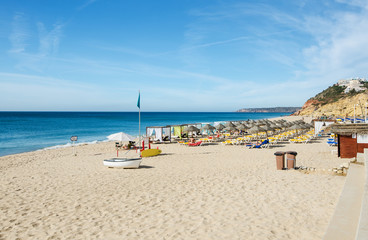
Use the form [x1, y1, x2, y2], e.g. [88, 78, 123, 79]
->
[103, 157, 142, 168]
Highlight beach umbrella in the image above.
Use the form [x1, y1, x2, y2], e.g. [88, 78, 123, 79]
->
[284, 122, 293, 127]
[185, 125, 200, 132]
[262, 125, 274, 136]
[215, 123, 225, 130]
[269, 123, 279, 128]
[247, 122, 256, 128]
[302, 124, 311, 129]
[248, 126, 266, 139]
[262, 125, 274, 131]
[107, 132, 137, 157]
[224, 125, 237, 131]
[248, 126, 266, 134]
[107, 132, 136, 142]
[288, 124, 303, 132]
[201, 124, 215, 136]
[201, 124, 215, 131]
[236, 124, 248, 131]
[225, 121, 236, 127]
[185, 125, 200, 137]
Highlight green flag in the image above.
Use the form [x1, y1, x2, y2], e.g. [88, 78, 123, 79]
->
[137, 91, 140, 109]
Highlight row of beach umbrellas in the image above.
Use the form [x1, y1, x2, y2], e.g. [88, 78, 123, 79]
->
[183, 119, 313, 134]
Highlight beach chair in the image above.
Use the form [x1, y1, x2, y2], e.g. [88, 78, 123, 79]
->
[327, 140, 338, 146]
[188, 141, 203, 147]
[248, 139, 269, 149]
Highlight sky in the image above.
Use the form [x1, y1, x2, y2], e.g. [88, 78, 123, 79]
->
[0, 0, 368, 111]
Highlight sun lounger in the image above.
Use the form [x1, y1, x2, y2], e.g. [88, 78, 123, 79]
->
[248, 139, 269, 148]
[188, 141, 203, 146]
[327, 140, 338, 146]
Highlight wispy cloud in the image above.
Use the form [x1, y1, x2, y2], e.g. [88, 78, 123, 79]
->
[96, 45, 155, 58]
[336, 0, 368, 9]
[78, 0, 99, 10]
[37, 22, 63, 56]
[9, 12, 29, 53]
[8, 12, 64, 72]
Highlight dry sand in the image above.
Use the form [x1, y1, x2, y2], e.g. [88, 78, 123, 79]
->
[0, 117, 347, 240]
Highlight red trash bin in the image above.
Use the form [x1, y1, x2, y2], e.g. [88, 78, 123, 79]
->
[274, 151, 285, 170]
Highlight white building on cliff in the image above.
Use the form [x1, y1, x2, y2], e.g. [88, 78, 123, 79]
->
[337, 77, 367, 93]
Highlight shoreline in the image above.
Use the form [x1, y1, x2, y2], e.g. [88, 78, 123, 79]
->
[0, 115, 305, 158]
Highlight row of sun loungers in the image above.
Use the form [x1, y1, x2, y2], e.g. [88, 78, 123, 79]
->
[176, 128, 317, 148]
[288, 130, 315, 144]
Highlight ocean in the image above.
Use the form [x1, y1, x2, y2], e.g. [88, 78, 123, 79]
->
[0, 111, 291, 156]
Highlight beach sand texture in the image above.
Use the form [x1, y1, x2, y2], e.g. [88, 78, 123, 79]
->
[1, 120, 347, 239]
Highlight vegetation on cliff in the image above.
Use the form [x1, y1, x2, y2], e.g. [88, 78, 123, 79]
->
[311, 84, 346, 105]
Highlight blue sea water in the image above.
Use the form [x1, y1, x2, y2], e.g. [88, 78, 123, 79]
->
[0, 112, 291, 156]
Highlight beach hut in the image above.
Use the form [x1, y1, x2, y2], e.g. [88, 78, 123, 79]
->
[146, 126, 172, 142]
[171, 124, 188, 139]
[313, 119, 335, 136]
[330, 123, 368, 158]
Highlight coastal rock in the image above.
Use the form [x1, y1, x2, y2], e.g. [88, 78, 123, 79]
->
[294, 89, 368, 117]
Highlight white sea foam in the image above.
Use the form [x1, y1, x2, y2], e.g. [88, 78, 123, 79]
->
[40, 140, 100, 151]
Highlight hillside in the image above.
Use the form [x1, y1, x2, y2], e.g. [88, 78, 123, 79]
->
[236, 107, 300, 113]
[294, 84, 368, 117]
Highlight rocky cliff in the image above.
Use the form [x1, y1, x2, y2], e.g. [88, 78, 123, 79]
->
[294, 86, 368, 117]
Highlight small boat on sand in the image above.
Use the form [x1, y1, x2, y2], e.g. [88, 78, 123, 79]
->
[103, 157, 142, 168]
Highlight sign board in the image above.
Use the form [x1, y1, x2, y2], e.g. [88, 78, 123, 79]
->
[70, 136, 78, 141]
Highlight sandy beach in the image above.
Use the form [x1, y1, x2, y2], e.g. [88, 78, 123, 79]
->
[0, 116, 348, 240]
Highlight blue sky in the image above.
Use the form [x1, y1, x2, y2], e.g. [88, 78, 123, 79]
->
[1, 0, 368, 111]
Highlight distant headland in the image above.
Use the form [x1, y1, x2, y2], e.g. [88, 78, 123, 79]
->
[236, 107, 301, 113]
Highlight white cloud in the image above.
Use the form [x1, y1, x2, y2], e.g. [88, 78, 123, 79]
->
[9, 12, 29, 53]
[336, 0, 368, 9]
[8, 12, 64, 72]
[37, 22, 63, 56]
[300, 2, 368, 84]
[78, 0, 99, 10]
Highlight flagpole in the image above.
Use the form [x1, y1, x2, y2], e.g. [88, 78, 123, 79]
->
[139, 104, 141, 152]
[138, 90, 141, 156]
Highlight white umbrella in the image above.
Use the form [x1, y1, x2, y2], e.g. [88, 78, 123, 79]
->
[107, 132, 136, 142]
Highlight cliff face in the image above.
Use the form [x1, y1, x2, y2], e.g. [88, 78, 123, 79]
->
[294, 91, 368, 117]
